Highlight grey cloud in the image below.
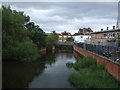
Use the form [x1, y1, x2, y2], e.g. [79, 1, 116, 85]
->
[2, 2, 118, 34]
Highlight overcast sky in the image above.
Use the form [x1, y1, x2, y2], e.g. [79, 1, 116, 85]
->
[2, 2, 119, 34]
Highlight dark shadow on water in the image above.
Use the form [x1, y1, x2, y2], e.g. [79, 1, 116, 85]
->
[2, 50, 80, 88]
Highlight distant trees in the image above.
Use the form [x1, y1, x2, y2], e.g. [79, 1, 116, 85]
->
[2, 5, 40, 62]
[46, 32, 58, 51]
[66, 37, 74, 42]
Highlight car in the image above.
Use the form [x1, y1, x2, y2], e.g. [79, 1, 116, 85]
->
[116, 58, 120, 62]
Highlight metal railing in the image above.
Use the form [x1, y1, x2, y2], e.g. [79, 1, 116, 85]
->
[75, 43, 120, 62]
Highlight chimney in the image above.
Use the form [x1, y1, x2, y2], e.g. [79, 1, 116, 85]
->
[113, 26, 115, 29]
[101, 28, 103, 31]
[107, 27, 109, 30]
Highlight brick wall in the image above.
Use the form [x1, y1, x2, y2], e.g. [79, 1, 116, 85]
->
[74, 45, 120, 82]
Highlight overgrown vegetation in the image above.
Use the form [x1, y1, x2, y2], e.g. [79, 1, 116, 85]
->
[2, 5, 45, 62]
[66, 37, 74, 42]
[2, 5, 58, 62]
[25, 22, 46, 48]
[66, 62, 73, 68]
[46, 32, 57, 52]
[66, 57, 119, 88]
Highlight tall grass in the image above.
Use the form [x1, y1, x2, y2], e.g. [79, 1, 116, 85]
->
[66, 56, 119, 88]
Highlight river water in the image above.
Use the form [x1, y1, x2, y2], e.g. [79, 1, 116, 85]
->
[3, 51, 79, 88]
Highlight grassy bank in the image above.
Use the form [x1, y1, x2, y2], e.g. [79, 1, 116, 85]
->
[66, 57, 119, 88]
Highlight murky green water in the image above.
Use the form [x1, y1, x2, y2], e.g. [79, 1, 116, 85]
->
[3, 51, 78, 88]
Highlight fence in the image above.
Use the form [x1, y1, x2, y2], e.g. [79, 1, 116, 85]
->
[75, 43, 120, 61]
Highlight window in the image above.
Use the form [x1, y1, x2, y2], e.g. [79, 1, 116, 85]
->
[64, 40, 66, 42]
[102, 34, 107, 37]
[59, 40, 62, 42]
[59, 35, 62, 37]
[111, 33, 113, 37]
[117, 33, 120, 36]
[113, 33, 115, 37]
[64, 36, 67, 38]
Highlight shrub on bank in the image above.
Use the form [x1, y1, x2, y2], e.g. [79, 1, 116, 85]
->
[66, 62, 74, 68]
[3, 40, 40, 62]
[67, 57, 119, 88]
[74, 57, 96, 69]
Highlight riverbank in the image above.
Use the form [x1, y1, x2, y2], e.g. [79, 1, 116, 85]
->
[66, 57, 120, 88]
[73, 45, 120, 83]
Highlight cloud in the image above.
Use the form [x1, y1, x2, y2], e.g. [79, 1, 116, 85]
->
[2, 2, 118, 34]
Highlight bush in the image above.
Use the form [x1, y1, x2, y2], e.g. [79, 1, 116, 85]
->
[69, 70, 119, 88]
[2, 5, 41, 62]
[68, 56, 119, 88]
[3, 39, 40, 62]
[66, 62, 74, 68]
[73, 57, 96, 69]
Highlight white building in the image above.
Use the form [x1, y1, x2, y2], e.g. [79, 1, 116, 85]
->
[73, 28, 93, 43]
[73, 35, 91, 43]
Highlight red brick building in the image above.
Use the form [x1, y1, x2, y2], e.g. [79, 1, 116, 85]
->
[58, 31, 72, 42]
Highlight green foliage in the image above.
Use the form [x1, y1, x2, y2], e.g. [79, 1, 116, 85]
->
[2, 5, 40, 62]
[25, 22, 46, 48]
[46, 33, 57, 51]
[66, 37, 74, 41]
[73, 57, 96, 70]
[3, 40, 40, 62]
[66, 62, 74, 68]
[69, 70, 118, 88]
[68, 57, 119, 88]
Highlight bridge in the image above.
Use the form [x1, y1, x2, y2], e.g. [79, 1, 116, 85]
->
[55, 41, 74, 50]
[56, 41, 74, 46]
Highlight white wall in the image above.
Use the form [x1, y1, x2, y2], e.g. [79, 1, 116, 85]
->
[73, 35, 91, 43]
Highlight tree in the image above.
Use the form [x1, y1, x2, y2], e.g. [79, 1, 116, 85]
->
[46, 33, 57, 51]
[25, 22, 46, 48]
[2, 5, 40, 61]
[66, 37, 74, 42]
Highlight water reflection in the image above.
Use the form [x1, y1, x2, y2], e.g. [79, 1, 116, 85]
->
[3, 51, 78, 88]
[3, 61, 46, 88]
[29, 52, 76, 88]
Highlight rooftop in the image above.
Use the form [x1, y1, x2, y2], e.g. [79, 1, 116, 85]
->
[91, 29, 120, 34]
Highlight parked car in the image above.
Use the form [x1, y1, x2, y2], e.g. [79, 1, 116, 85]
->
[116, 58, 120, 62]
[102, 49, 111, 57]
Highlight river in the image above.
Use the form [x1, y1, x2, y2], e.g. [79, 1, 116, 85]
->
[3, 51, 79, 88]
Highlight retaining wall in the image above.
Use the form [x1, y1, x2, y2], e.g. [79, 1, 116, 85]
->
[74, 45, 120, 82]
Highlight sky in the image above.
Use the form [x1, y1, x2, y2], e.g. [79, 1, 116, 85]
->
[2, 2, 119, 34]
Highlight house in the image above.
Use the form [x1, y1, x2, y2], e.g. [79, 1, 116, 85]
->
[58, 31, 72, 42]
[73, 28, 93, 43]
[88, 1, 120, 47]
[88, 26, 120, 47]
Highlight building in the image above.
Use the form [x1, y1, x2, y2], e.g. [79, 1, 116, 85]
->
[88, 26, 120, 47]
[116, 1, 120, 29]
[73, 28, 93, 43]
[58, 31, 72, 42]
[78, 28, 93, 34]
[86, 1, 120, 47]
